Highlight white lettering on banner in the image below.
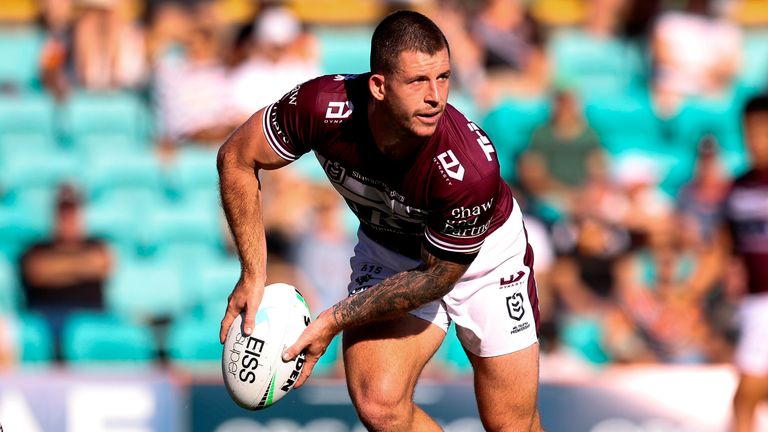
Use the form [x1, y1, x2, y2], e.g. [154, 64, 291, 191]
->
[325, 101, 354, 119]
[0, 391, 42, 432]
[437, 150, 465, 181]
[68, 385, 155, 432]
[467, 122, 495, 162]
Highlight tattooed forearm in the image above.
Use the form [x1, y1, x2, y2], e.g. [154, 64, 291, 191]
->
[330, 250, 469, 331]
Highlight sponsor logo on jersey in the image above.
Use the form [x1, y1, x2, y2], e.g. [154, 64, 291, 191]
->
[443, 218, 491, 238]
[467, 122, 495, 162]
[506, 293, 525, 321]
[442, 198, 494, 237]
[451, 199, 494, 219]
[436, 150, 465, 181]
[500, 271, 526, 289]
[325, 101, 354, 122]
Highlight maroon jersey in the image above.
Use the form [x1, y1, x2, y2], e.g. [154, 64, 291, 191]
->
[723, 169, 768, 294]
[263, 74, 514, 263]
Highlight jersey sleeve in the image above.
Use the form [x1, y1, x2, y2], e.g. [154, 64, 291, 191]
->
[424, 174, 499, 264]
[261, 80, 319, 161]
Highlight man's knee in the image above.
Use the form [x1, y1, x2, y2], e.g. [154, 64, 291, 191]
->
[351, 387, 413, 430]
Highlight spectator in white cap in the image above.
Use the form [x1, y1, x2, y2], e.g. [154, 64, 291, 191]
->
[228, 6, 320, 122]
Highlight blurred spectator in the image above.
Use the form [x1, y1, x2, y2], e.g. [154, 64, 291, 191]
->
[259, 167, 315, 241]
[72, 0, 148, 92]
[549, 215, 648, 363]
[38, 0, 75, 101]
[718, 94, 768, 432]
[153, 19, 237, 151]
[651, 0, 743, 115]
[19, 184, 113, 355]
[526, 89, 604, 191]
[512, 151, 567, 225]
[613, 155, 675, 248]
[228, 6, 320, 122]
[468, 0, 550, 103]
[676, 136, 730, 249]
[262, 229, 321, 312]
[583, 0, 627, 39]
[617, 223, 726, 363]
[428, 1, 486, 100]
[295, 184, 354, 312]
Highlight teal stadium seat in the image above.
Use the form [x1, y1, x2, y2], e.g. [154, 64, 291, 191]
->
[82, 150, 164, 202]
[549, 29, 644, 97]
[166, 313, 221, 369]
[106, 259, 189, 321]
[481, 96, 551, 180]
[560, 315, 611, 365]
[84, 198, 140, 254]
[315, 26, 373, 75]
[583, 93, 664, 157]
[190, 257, 241, 315]
[0, 256, 22, 313]
[61, 91, 151, 144]
[0, 28, 44, 91]
[61, 311, 157, 367]
[0, 149, 79, 197]
[166, 147, 220, 202]
[0, 93, 57, 154]
[0, 201, 51, 262]
[19, 312, 54, 365]
[138, 200, 222, 257]
[72, 134, 150, 158]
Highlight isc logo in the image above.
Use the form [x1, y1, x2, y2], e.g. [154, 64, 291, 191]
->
[325, 101, 353, 119]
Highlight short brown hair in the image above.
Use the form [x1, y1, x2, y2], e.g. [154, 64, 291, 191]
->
[370, 10, 450, 74]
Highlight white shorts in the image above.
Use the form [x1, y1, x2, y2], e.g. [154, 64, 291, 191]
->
[347, 202, 539, 357]
[735, 293, 768, 376]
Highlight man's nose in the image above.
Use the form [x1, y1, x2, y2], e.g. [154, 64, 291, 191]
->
[424, 80, 440, 105]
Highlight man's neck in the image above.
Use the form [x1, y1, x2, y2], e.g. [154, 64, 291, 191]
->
[367, 101, 423, 161]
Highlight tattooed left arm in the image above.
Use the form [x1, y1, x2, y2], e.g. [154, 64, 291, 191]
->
[329, 247, 470, 332]
[281, 247, 470, 387]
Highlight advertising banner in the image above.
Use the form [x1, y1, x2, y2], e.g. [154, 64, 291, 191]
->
[0, 370, 183, 432]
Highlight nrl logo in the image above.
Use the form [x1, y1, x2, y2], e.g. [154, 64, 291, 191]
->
[506, 293, 525, 321]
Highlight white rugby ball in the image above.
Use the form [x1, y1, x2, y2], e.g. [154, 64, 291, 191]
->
[222, 283, 311, 410]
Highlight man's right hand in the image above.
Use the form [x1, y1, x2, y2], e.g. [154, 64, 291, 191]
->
[219, 275, 265, 344]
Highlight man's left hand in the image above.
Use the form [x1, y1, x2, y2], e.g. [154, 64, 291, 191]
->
[281, 309, 339, 389]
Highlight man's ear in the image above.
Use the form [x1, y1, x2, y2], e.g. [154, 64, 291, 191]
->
[369, 73, 385, 101]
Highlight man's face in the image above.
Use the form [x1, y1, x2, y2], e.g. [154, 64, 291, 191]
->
[745, 111, 768, 167]
[383, 48, 451, 138]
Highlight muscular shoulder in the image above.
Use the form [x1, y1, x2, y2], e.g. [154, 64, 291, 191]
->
[266, 73, 367, 159]
[291, 74, 365, 120]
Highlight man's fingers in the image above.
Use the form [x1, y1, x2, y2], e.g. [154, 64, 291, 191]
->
[219, 312, 236, 344]
[293, 356, 317, 389]
[281, 339, 303, 362]
[242, 301, 255, 336]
